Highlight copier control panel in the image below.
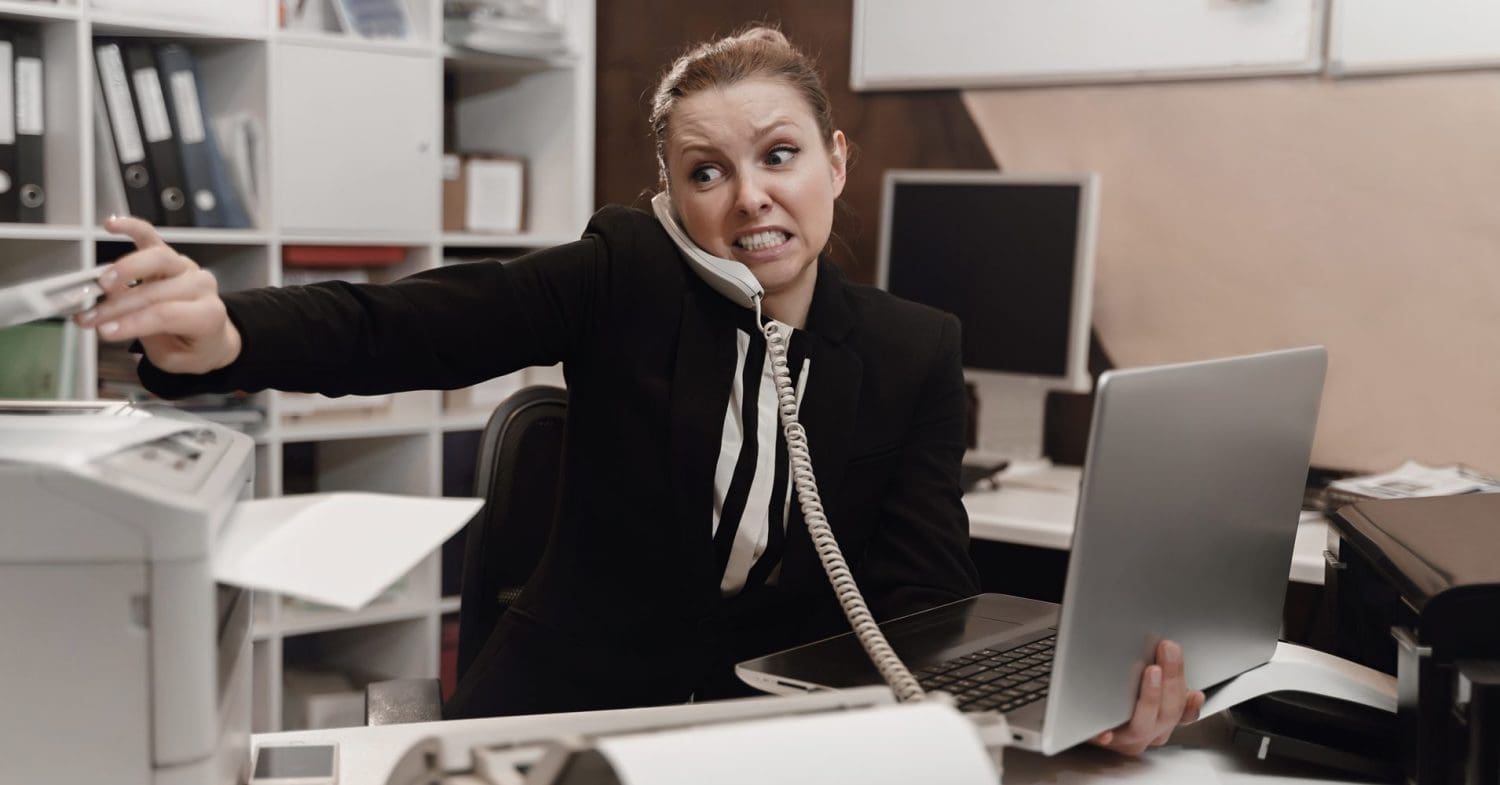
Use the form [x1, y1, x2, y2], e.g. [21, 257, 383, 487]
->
[100, 426, 232, 493]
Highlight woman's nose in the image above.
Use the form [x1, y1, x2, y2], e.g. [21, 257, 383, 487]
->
[734, 173, 772, 215]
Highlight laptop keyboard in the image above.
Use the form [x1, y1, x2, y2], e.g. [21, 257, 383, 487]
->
[915, 634, 1055, 714]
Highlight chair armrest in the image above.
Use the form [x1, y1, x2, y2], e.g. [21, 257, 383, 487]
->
[365, 678, 443, 726]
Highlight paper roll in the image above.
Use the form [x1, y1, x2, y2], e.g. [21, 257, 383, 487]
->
[595, 701, 997, 785]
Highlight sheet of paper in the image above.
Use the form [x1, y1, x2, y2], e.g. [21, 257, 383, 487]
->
[1004, 745, 1225, 784]
[0, 412, 193, 466]
[598, 702, 996, 785]
[1198, 641, 1396, 718]
[213, 492, 482, 610]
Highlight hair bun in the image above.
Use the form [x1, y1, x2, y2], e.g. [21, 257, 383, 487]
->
[737, 26, 790, 48]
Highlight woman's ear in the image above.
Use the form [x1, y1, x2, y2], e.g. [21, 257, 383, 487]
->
[829, 130, 849, 198]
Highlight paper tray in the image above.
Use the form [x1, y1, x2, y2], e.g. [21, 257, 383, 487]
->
[213, 492, 482, 610]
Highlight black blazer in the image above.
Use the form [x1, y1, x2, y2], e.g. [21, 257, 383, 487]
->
[141, 206, 979, 715]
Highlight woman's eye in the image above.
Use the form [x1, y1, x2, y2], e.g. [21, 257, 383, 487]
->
[691, 166, 722, 184]
[766, 146, 798, 165]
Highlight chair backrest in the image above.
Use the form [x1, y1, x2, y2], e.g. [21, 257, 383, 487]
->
[455, 385, 568, 681]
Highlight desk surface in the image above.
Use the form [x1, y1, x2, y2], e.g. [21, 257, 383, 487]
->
[963, 462, 1329, 585]
[254, 711, 1362, 785]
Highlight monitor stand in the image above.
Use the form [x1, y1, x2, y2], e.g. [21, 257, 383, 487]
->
[967, 374, 1051, 463]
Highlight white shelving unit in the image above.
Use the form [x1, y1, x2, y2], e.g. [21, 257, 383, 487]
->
[0, 0, 594, 733]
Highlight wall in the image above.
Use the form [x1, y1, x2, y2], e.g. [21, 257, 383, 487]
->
[963, 72, 1500, 473]
[594, 0, 995, 283]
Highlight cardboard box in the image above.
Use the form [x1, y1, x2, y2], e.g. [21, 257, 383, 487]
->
[443, 154, 526, 234]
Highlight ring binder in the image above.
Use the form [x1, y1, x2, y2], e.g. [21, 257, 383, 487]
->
[122, 41, 191, 227]
[13, 27, 44, 223]
[94, 39, 159, 224]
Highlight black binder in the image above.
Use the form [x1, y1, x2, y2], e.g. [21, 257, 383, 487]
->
[121, 41, 189, 227]
[12, 27, 43, 223]
[93, 39, 157, 223]
[0, 32, 18, 222]
[1328, 493, 1500, 785]
[152, 43, 251, 229]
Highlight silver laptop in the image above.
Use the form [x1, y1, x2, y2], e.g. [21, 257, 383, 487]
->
[737, 346, 1327, 754]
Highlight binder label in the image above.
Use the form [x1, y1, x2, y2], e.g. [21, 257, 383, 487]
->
[132, 67, 172, 144]
[168, 71, 206, 145]
[0, 42, 13, 145]
[98, 45, 145, 165]
[16, 58, 43, 137]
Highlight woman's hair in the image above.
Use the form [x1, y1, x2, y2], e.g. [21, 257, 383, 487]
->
[649, 26, 837, 189]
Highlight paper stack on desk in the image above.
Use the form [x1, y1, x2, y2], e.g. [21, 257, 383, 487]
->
[1325, 460, 1500, 508]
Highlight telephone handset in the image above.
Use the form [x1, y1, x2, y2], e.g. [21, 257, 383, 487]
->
[651, 192, 765, 310]
[652, 191, 927, 703]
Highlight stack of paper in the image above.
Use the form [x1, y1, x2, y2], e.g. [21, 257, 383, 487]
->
[1327, 460, 1500, 506]
[445, 0, 570, 59]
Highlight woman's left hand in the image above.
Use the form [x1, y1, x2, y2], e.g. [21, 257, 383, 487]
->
[1090, 640, 1206, 755]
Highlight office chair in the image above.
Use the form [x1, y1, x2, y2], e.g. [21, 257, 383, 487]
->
[365, 385, 568, 726]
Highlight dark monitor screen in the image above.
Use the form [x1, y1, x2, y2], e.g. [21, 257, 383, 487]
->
[882, 179, 1085, 378]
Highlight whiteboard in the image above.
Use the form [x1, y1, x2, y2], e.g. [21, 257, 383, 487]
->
[1328, 0, 1500, 75]
[851, 0, 1326, 90]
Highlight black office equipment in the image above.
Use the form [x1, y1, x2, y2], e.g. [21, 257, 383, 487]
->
[12, 27, 44, 223]
[1327, 493, 1500, 785]
[1227, 691, 1400, 781]
[122, 41, 190, 226]
[94, 39, 159, 223]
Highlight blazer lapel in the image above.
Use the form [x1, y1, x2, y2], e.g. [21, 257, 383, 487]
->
[669, 283, 739, 613]
[779, 261, 864, 592]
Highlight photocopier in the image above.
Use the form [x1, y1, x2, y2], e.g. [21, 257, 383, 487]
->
[0, 400, 257, 785]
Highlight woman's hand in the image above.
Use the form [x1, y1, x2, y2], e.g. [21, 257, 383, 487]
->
[1090, 640, 1206, 756]
[75, 216, 242, 374]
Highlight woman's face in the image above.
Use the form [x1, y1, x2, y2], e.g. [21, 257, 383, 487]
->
[665, 78, 847, 301]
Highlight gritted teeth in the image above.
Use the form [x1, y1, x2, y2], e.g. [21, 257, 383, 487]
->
[735, 230, 789, 251]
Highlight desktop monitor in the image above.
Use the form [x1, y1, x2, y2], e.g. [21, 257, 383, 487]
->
[877, 170, 1099, 461]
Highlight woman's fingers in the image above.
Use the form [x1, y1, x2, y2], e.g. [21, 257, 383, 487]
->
[1112, 664, 1163, 755]
[1151, 641, 1188, 746]
[80, 267, 218, 331]
[101, 297, 226, 347]
[1183, 690, 1206, 724]
[104, 215, 168, 250]
[98, 246, 198, 296]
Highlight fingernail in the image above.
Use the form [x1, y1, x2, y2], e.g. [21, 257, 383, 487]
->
[100, 321, 119, 336]
[1149, 666, 1162, 687]
[1164, 641, 1182, 664]
[100, 269, 117, 288]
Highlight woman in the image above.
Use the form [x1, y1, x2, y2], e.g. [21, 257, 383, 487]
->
[79, 27, 1201, 754]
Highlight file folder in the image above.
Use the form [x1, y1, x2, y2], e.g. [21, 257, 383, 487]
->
[154, 43, 249, 228]
[0, 34, 18, 222]
[122, 41, 190, 227]
[13, 27, 45, 223]
[94, 39, 158, 223]
[92, 82, 129, 221]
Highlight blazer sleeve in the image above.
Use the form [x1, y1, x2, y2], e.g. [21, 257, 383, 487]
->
[860, 313, 981, 620]
[138, 233, 612, 399]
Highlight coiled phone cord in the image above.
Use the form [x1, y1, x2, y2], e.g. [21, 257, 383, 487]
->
[760, 315, 927, 703]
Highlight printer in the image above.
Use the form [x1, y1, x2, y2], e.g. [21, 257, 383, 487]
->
[0, 400, 256, 785]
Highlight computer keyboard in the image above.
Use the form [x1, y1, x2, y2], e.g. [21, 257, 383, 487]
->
[915, 635, 1055, 713]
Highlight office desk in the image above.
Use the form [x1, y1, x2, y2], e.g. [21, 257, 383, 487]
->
[252, 710, 1363, 784]
[964, 462, 1329, 585]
